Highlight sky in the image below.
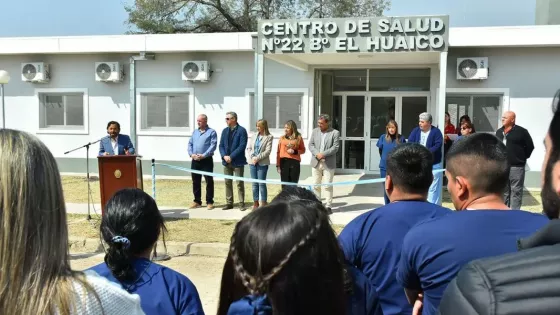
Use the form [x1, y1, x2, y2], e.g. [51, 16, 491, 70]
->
[0, 0, 537, 37]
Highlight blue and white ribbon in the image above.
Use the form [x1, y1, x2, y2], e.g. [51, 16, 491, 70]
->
[153, 162, 445, 187]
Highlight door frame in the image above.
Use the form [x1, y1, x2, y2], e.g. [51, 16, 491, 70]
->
[333, 91, 431, 174]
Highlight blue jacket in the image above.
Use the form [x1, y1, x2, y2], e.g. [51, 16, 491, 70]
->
[98, 134, 135, 156]
[408, 126, 443, 165]
[219, 124, 248, 167]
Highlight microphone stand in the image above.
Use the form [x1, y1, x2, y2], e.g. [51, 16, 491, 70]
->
[64, 137, 106, 220]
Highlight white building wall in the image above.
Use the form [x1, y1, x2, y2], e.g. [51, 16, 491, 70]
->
[0, 51, 314, 170]
[0, 45, 557, 187]
[446, 47, 560, 174]
[0, 54, 131, 160]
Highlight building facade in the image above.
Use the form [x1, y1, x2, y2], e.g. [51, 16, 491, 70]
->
[0, 17, 558, 188]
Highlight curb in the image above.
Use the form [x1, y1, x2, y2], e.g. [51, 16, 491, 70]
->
[69, 236, 229, 258]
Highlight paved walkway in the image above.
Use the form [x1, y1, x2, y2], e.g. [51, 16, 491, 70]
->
[66, 174, 386, 225]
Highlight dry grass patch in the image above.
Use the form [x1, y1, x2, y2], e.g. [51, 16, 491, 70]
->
[62, 176, 283, 208]
[67, 213, 346, 243]
[63, 176, 543, 243]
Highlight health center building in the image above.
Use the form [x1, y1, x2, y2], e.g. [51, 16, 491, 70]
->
[0, 13, 558, 189]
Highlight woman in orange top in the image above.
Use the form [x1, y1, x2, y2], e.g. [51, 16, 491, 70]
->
[276, 120, 306, 189]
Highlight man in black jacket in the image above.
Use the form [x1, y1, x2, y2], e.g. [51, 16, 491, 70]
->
[437, 90, 560, 315]
[495, 111, 535, 210]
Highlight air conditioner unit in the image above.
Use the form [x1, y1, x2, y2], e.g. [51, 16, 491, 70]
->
[21, 62, 50, 83]
[95, 62, 124, 82]
[182, 61, 210, 82]
[457, 57, 489, 80]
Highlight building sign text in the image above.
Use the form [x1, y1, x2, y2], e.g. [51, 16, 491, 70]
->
[257, 16, 449, 54]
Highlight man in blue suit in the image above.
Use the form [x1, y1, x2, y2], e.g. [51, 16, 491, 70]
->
[407, 112, 443, 204]
[219, 111, 248, 210]
[98, 121, 135, 156]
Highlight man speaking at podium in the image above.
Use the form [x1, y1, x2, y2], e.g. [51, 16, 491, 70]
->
[98, 121, 135, 156]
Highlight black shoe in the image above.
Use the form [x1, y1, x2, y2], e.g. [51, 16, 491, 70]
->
[222, 204, 233, 210]
[239, 203, 247, 211]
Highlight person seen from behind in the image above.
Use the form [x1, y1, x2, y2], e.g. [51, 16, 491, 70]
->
[437, 89, 560, 315]
[89, 188, 205, 315]
[396, 133, 548, 315]
[271, 186, 383, 315]
[376, 119, 406, 205]
[339, 143, 451, 315]
[0, 129, 144, 315]
[216, 199, 348, 315]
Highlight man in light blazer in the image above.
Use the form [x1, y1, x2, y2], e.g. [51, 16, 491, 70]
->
[98, 121, 135, 156]
[309, 114, 340, 213]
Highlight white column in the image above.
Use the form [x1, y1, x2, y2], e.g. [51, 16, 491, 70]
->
[437, 52, 448, 205]
[438, 52, 448, 134]
[256, 54, 265, 120]
[252, 35, 265, 122]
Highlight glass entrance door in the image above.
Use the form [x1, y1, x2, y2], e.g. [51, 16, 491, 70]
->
[344, 96, 366, 170]
[334, 93, 429, 173]
[367, 95, 429, 171]
[332, 94, 366, 172]
[368, 97, 396, 172]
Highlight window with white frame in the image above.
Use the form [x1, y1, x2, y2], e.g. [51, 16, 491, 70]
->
[39, 93, 85, 129]
[249, 92, 303, 132]
[446, 95, 502, 133]
[140, 93, 190, 130]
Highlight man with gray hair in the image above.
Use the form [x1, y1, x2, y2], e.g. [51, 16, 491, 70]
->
[407, 112, 444, 204]
[309, 113, 340, 213]
[219, 111, 248, 210]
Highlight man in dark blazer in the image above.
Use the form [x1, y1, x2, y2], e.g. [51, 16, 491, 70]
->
[219, 111, 248, 210]
[408, 112, 443, 204]
[98, 121, 135, 156]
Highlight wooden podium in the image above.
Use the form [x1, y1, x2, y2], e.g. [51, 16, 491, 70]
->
[98, 155, 143, 214]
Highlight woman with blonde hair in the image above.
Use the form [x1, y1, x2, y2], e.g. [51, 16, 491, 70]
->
[276, 120, 306, 189]
[246, 119, 273, 210]
[376, 120, 406, 204]
[0, 129, 144, 315]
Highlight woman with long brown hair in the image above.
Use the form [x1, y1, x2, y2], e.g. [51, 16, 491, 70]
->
[376, 120, 406, 204]
[0, 129, 144, 315]
[276, 120, 306, 189]
[216, 199, 348, 315]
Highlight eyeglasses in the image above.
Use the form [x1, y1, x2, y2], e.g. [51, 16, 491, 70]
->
[225, 118, 231, 120]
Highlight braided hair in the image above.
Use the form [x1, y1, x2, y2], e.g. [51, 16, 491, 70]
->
[217, 200, 347, 315]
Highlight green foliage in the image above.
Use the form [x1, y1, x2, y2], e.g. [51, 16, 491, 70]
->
[124, 0, 391, 33]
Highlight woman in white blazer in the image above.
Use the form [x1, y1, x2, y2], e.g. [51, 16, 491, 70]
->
[246, 119, 273, 210]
